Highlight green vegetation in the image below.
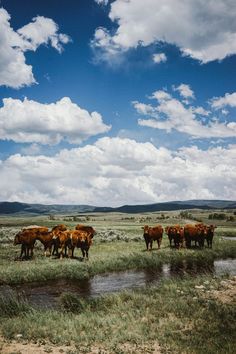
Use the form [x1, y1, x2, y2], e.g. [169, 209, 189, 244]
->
[0, 235, 235, 285]
[0, 210, 235, 353]
[0, 275, 235, 353]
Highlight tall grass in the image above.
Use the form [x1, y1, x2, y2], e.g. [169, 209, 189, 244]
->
[0, 274, 235, 353]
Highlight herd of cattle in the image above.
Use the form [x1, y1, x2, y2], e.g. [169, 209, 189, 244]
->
[14, 224, 95, 260]
[143, 223, 217, 250]
[13, 222, 217, 260]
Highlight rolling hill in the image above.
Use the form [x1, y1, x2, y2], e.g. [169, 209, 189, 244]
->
[0, 200, 235, 215]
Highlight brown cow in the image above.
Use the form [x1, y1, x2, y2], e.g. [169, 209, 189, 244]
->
[205, 225, 217, 248]
[54, 230, 71, 259]
[142, 225, 163, 250]
[184, 224, 207, 248]
[69, 230, 91, 259]
[75, 224, 96, 241]
[165, 225, 184, 249]
[50, 224, 68, 256]
[13, 226, 48, 259]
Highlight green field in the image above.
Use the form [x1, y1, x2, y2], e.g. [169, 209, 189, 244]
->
[0, 210, 236, 353]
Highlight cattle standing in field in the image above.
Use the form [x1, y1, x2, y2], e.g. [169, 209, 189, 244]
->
[205, 225, 217, 248]
[50, 224, 68, 256]
[142, 225, 163, 251]
[184, 224, 207, 248]
[69, 230, 91, 259]
[165, 225, 184, 249]
[13, 226, 48, 259]
[56, 229, 92, 260]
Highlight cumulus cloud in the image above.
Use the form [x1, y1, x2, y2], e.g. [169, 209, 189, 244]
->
[0, 7, 70, 88]
[0, 137, 235, 205]
[0, 97, 111, 145]
[153, 53, 167, 64]
[136, 86, 236, 138]
[211, 92, 236, 109]
[91, 0, 236, 63]
[173, 84, 195, 99]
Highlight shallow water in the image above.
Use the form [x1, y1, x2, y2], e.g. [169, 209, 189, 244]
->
[1, 258, 236, 309]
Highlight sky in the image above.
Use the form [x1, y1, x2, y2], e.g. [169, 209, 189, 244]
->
[0, 0, 236, 206]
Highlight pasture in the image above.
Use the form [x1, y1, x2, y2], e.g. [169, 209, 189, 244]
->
[0, 210, 236, 353]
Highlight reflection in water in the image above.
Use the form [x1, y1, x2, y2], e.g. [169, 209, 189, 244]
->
[0, 258, 235, 309]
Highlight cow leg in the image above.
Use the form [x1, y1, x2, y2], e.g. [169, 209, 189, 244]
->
[85, 246, 89, 259]
[60, 244, 65, 259]
[69, 246, 74, 258]
[210, 237, 213, 248]
[144, 236, 149, 251]
[20, 244, 26, 259]
[149, 240, 153, 251]
[81, 248, 86, 259]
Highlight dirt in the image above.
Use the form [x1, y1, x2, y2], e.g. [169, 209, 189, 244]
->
[207, 276, 236, 304]
[0, 337, 161, 354]
[0, 337, 76, 354]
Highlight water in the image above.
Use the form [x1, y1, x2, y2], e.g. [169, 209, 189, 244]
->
[1, 258, 235, 309]
[222, 237, 236, 241]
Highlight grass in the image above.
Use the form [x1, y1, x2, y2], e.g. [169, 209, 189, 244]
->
[0, 211, 235, 353]
[0, 274, 235, 353]
[0, 237, 235, 285]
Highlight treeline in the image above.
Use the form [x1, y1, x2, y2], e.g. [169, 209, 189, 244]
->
[208, 213, 235, 221]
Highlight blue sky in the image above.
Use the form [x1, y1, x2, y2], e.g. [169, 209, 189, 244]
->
[0, 0, 235, 206]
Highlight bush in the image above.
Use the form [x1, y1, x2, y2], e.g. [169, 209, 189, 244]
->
[0, 291, 30, 317]
[59, 293, 85, 313]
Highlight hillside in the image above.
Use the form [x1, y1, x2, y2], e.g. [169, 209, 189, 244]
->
[0, 200, 235, 215]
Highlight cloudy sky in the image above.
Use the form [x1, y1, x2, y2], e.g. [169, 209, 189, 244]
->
[0, 0, 236, 206]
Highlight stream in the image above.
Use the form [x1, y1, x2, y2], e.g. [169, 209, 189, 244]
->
[0, 258, 236, 309]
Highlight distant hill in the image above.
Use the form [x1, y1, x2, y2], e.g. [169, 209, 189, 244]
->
[93, 200, 236, 213]
[0, 202, 94, 215]
[0, 200, 235, 215]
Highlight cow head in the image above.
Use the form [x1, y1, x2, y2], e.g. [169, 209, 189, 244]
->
[208, 225, 217, 235]
[142, 225, 150, 235]
[79, 232, 88, 243]
[13, 232, 21, 245]
[52, 224, 67, 232]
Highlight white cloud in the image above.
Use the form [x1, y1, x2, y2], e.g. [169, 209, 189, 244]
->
[94, 0, 109, 5]
[136, 86, 236, 138]
[173, 84, 195, 99]
[0, 8, 70, 88]
[92, 0, 236, 63]
[153, 53, 167, 64]
[17, 16, 70, 53]
[0, 137, 235, 205]
[211, 92, 236, 109]
[0, 97, 111, 145]
[21, 143, 41, 156]
[132, 101, 156, 115]
[150, 90, 171, 102]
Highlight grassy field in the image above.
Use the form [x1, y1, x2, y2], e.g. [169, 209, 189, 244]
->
[0, 210, 236, 353]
